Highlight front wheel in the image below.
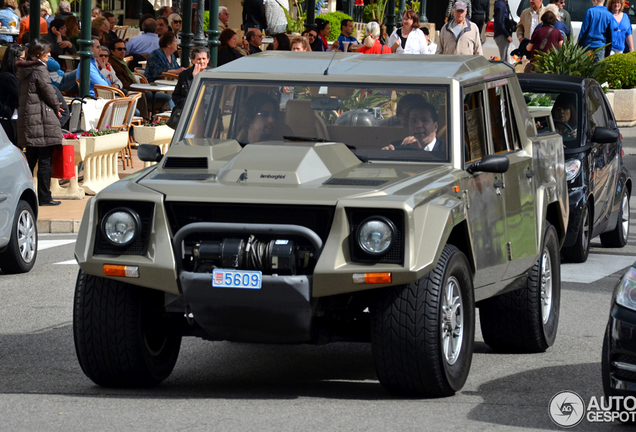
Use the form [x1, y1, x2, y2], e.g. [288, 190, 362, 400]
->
[73, 270, 182, 387]
[371, 244, 475, 397]
[0, 200, 37, 274]
[601, 187, 630, 248]
[479, 223, 561, 353]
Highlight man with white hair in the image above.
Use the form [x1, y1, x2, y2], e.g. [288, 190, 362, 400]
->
[219, 6, 229, 32]
[437, 1, 483, 55]
[55, 0, 73, 20]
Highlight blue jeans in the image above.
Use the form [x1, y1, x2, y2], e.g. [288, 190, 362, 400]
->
[58, 70, 78, 93]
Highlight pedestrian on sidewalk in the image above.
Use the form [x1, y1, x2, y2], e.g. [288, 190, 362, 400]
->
[17, 39, 64, 206]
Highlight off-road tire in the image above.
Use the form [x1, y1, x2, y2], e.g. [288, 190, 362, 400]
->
[600, 187, 630, 248]
[73, 270, 181, 387]
[479, 223, 560, 353]
[562, 201, 590, 263]
[371, 244, 475, 397]
[0, 200, 37, 274]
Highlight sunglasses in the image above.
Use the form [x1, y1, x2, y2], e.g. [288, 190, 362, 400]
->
[99, 54, 109, 58]
[114, 47, 126, 51]
[172, 20, 181, 23]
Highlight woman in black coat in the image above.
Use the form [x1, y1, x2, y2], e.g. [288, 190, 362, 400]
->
[217, 28, 243, 67]
[17, 39, 63, 206]
[0, 44, 26, 146]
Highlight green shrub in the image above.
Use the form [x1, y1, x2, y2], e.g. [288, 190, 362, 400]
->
[533, 38, 605, 80]
[598, 52, 636, 89]
[317, 11, 354, 42]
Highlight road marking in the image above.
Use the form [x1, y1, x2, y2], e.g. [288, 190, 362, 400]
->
[54, 259, 77, 265]
[38, 239, 76, 251]
[562, 254, 635, 283]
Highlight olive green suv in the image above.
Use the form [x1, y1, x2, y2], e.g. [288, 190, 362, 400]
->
[73, 52, 568, 397]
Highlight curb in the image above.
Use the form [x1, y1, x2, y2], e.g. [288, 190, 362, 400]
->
[37, 219, 82, 234]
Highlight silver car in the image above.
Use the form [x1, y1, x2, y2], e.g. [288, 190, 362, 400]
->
[0, 127, 38, 274]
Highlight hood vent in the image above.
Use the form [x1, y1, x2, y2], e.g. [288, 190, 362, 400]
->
[323, 178, 388, 187]
[151, 173, 215, 181]
[163, 157, 209, 169]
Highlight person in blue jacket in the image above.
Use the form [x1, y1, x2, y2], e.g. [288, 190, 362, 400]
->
[578, 0, 615, 61]
[75, 36, 111, 97]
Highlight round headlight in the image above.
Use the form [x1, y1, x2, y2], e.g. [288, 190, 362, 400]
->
[101, 208, 141, 247]
[357, 216, 396, 256]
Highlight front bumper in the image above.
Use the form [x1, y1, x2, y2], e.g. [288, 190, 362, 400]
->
[605, 304, 636, 395]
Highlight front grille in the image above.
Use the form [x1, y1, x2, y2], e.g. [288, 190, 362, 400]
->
[163, 157, 209, 169]
[166, 202, 335, 242]
[348, 208, 404, 264]
[93, 201, 154, 255]
[613, 354, 636, 381]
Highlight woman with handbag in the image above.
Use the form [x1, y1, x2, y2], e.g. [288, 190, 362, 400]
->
[17, 39, 63, 206]
[493, 0, 514, 62]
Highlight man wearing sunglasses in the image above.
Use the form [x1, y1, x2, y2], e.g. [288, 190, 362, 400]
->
[550, 0, 573, 40]
[108, 39, 136, 92]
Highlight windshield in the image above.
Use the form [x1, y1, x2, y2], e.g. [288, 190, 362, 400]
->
[522, 90, 580, 147]
[180, 80, 450, 163]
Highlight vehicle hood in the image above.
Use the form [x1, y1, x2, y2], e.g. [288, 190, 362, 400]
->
[134, 139, 457, 205]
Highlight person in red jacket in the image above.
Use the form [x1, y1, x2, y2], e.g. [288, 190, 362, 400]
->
[357, 22, 391, 54]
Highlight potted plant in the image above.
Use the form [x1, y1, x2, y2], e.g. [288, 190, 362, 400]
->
[77, 128, 129, 195]
[598, 52, 636, 126]
[277, 0, 307, 34]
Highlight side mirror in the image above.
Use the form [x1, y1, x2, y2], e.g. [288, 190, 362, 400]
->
[137, 144, 163, 163]
[592, 126, 619, 144]
[466, 154, 510, 175]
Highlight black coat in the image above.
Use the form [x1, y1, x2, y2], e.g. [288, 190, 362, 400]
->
[217, 47, 242, 67]
[41, 32, 77, 66]
[172, 65, 212, 108]
[242, 0, 266, 30]
[16, 60, 62, 148]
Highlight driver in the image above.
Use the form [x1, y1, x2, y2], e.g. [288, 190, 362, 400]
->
[551, 93, 577, 138]
[383, 99, 444, 152]
[237, 93, 284, 144]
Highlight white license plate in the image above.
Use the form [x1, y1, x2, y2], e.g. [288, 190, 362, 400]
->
[212, 269, 262, 289]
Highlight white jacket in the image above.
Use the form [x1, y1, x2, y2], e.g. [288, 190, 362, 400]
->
[388, 27, 430, 54]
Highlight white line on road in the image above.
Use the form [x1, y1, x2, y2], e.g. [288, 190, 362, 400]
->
[562, 254, 635, 283]
[54, 259, 78, 265]
[38, 239, 76, 251]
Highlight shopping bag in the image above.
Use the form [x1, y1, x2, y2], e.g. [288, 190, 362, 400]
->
[51, 144, 75, 179]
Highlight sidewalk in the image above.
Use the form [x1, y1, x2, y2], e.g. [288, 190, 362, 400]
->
[37, 148, 145, 234]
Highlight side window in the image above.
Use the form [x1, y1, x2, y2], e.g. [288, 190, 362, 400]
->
[595, 86, 616, 129]
[587, 86, 608, 132]
[464, 90, 487, 164]
[487, 83, 520, 154]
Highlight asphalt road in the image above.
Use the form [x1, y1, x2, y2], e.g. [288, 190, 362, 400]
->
[2, 135, 636, 431]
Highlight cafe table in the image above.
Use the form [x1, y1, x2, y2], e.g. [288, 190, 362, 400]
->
[129, 82, 175, 117]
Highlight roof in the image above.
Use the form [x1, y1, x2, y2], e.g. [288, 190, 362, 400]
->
[205, 51, 514, 83]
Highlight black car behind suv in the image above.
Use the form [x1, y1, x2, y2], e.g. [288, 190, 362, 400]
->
[519, 74, 631, 263]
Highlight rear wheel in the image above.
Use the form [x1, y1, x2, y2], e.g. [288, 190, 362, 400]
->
[480, 223, 561, 353]
[601, 188, 630, 248]
[73, 270, 181, 387]
[0, 200, 37, 274]
[371, 244, 475, 397]
[562, 201, 590, 263]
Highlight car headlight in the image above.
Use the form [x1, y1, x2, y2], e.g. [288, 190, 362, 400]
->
[565, 159, 581, 181]
[101, 208, 141, 247]
[356, 216, 396, 256]
[616, 266, 636, 311]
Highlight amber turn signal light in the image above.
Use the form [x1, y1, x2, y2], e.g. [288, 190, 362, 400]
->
[103, 264, 140, 278]
[352, 272, 392, 284]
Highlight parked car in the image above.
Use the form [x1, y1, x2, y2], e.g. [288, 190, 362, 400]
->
[0, 128, 38, 274]
[519, 74, 631, 263]
[602, 262, 636, 407]
[73, 53, 569, 397]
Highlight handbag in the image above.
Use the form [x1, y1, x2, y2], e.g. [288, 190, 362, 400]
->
[51, 144, 76, 179]
[166, 103, 183, 130]
[505, 10, 517, 35]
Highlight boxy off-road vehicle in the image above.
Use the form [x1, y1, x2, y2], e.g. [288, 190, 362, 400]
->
[73, 53, 568, 397]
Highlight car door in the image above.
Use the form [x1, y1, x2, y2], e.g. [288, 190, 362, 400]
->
[586, 82, 618, 227]
[462, 86, 510, 288]
[0, 138, 13, 246]
[484, 80, 538, 280]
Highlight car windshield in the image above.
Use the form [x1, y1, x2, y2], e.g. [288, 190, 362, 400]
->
[180, 80, 450, 163]
[523, 90, 580, 147]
